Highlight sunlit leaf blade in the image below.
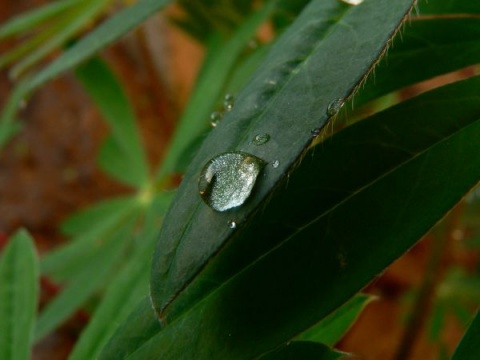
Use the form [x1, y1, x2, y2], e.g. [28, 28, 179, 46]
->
[156, 0, 278, 179]
[357, 17, 480, 106]
[99, 298, 162, 360]
[0, 230, 38, 360]
[297, 294, 373, 346]
[151, 0, 415, 317]
[0, 0, 81, 40]
[452, 310, 480, 360]
[35, 220, 135, 342]
[259, 342, 345, 360]
[133, 76, 480, 359]
[0, 0, 173, 149]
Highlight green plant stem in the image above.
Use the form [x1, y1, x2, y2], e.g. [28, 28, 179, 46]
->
[394, 206, 462, 360]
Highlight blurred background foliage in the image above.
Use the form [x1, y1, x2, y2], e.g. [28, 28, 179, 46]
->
[0, 0, 479, 359]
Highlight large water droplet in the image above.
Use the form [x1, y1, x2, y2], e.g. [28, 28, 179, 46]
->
[252, 133, 270, 145]
[224, 94, 235, 112]
[210, 111, 223, 127]
[327, 98, 345, 117]
[199, 152, 266, 212]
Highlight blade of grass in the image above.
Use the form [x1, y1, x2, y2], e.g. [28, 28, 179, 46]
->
[452, 310, 480, 360]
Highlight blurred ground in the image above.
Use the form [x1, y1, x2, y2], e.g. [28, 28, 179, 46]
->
[0, 1, 474, 359]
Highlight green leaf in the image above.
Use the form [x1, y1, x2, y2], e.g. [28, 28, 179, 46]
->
[9, 0, 111, 78]
[42, 196, 140, 281]
[357, 16, 480, 106]
[69, 229, 156, 360]
[259, 342, 346, 360]
[136, 76, 480, 359]
[99, 298, 162, 360]
[297, 294, 373, 346]
[452, 310, 480, 360]
[0, 0, 172, 148]
[156, 0, 278, 178]
[0, 229, 38, 360]
[0, 0, 82, 40]
[75, 57, 149, 187]
[35, 219, 135, 342]
[151, 0, 415, 318]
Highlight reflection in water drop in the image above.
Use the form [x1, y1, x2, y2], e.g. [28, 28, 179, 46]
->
[272, 160, 280, 168]
[340, 0, 364, 5]
[210, 111, 223, 127]
[311, 128, 321, 137]
[199, 152, 266, 212]
[327, 98, 345, 117]
[252, 133, 270, 145]
[224, 94, 235, 112]
[228, 221, 237, 229]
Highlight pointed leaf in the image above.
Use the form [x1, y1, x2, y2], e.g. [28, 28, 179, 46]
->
[151, 0, 415, 318]
[0, 230, 38, 360]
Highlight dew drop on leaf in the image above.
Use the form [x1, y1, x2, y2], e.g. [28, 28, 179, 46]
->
[327, 98, 345, 117]
[224, 94, 235, 112]
[252, 133, 270, 145]
[311, 128, 321, 137]
[228, 221, 237, 229]
[340, 0, 364, 5]
[272, 160, 280, 168]
[210, 111, 223, 127]
[198, 152, 266, 212]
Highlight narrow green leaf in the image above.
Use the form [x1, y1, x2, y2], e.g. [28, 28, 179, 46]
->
[156, 0, 278, 178]
[0, 229, 38, 360]
[10, 0, 111, 78]
[137, 76, 480, 359]
[151, 0, 415, 319]
[35, 220, 134, 342]
[297, 294, 373, 346]
[69, 231, 156, 360]
[41, 196, 139, 281]
[0, 0, 172, 148]
[258, 342, 345, 360]
[452, 310, 480, 360]
[99, 298, 162, 360]
[0, 0, 81, 40]
[75, 57, 149, 187]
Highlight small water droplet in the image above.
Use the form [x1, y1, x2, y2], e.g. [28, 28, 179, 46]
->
[228, 221, 237, 229]
[340, 0, 364, 5]
[311, 128, 321, 137]
[210, 111, 223, 127]
[272, 160, 279, 168]
[199, 152, 266, 212]
[327, 98, 345, 117]
[252, 133, 270, 145]
[224, 94, 235, 112]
